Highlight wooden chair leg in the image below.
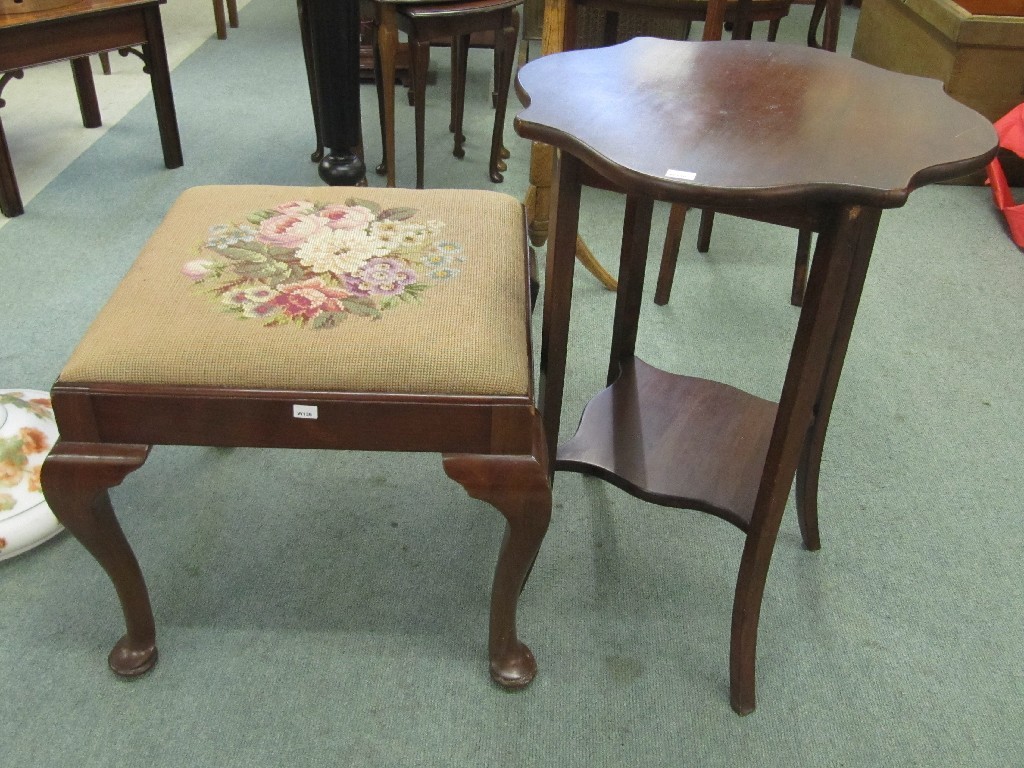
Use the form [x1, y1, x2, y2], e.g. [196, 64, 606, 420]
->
[697, 208, 714, 253]
[41, 442, 155, 676]
[213, 0, 227, 40]
[449, 40, 459, 134]
[70, 57, 102, 129]
[410, 37, 430, 189]
[791, 228, 812, 307]
[443, 422, 551, 689]
[767, 18, 781, 42]
[487, 14, 516, 183]
[372, 21, 389, 176]
[376, 4, 399, 187]
[575, 235, 618, 291]
[654, 203, 688, 305]
[498, 12, 519, 167]
[491, 10, 517, 111]
[99, 51, 112, 75]
[297, 0, 325, 162]
[227, 0, 239, 28]
[0, 106, 25, 217]
[452, 34, 469, 160]
[491, 33, 500, 109]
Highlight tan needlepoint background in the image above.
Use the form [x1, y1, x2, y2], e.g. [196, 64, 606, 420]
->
[59, 185, 532, 396]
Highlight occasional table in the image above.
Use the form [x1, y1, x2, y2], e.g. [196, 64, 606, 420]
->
[514, 38, 996, 713]
[0, 0, 181, 217]
[523, 0, 843, 288]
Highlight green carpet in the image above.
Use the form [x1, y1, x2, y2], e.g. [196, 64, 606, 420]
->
[2, 2, 1022, 766]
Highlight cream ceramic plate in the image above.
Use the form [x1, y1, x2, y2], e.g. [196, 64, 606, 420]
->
[0, 389, 62, 560]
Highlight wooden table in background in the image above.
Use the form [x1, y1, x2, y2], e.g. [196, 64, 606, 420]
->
[0, 0, 181, 217]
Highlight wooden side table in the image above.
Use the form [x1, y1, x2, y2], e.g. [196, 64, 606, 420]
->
[523, 0, 842, 288]
[0, 0, 182, 217]
[514, 38, 996, 714]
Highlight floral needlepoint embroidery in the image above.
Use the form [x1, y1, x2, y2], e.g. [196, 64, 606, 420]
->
[183, 199, 465, 328]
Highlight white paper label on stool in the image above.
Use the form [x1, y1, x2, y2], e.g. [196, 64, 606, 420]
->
[293, 404, 318, 419]
[666, 169, 697, 180]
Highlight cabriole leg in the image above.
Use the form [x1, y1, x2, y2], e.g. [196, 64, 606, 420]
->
[443, 425, 551, 689]
[41, 441, 155, 676]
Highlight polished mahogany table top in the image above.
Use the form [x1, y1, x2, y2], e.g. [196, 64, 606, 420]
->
[516, 38, 997, 210]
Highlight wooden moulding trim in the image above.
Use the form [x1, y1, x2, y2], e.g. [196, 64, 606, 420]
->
[516, 203, 538, 394]
[899, 0, 1024, 46]
[49, 384, 538, 455]
[402, 0, 523, 22]
[954, 0, 1024, 18]
[0, 0, 85, 17]
[514, 123, 907, 211]
[49, 385, 103, 442]
[0, 10, 146, 70]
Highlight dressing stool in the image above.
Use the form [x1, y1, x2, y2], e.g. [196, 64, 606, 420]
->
[41, 184, 551, 688]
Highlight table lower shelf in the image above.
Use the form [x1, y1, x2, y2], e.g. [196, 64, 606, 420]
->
[555, 358, 778, 531]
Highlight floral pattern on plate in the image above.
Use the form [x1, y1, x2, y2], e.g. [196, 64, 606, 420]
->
[0, 390, 61, 560]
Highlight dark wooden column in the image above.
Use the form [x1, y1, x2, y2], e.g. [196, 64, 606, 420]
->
[303, 0, 366, 185]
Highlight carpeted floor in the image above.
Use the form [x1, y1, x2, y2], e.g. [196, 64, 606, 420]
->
[2, 2, 1022, 766]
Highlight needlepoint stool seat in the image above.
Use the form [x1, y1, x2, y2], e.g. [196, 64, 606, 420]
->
[41, 184, 551, 688]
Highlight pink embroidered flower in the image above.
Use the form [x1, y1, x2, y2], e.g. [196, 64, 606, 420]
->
[221, 286, 281, 319]
[319, 204, 376, 231]
[274, 200, 318, 216]
[186, 201, 464, 327]
[269, 278, 349, 320]
[257, 214, 326, 249]
[346, 258, 417, 297]
[182, 259, 215, 281]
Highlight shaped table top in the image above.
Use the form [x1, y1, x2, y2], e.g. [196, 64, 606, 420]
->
[514, 38, 997, 209]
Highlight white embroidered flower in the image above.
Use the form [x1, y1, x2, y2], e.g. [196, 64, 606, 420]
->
[296, 227, 392, 277]
[369, 219, 437, 250]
